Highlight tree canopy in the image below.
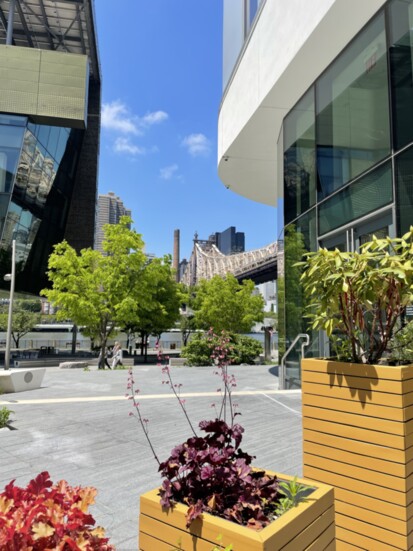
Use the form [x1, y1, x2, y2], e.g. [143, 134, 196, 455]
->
[0, 302, 41, 348]
[41, 217, 149, 367]
[193, 274, 264, 333]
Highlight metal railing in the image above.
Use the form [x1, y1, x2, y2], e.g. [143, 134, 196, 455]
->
[279, 333, 310, 390]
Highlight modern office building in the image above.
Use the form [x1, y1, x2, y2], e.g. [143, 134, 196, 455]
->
[0, 0, 100, 294]
[95, 192, 131, 253]
[209, 226, 245, 254]
[219, 0, 413, 381]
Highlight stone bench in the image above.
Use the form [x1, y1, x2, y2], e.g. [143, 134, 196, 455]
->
[59, 361, 89, 369]
[168, 358, 187, 367]
[0, 368, 46, 393]
[14, 359, 60, 368]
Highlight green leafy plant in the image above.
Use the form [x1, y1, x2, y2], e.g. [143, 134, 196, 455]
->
[299, 228, 413, 364]
[181, 332, 262, 366]
[211, 534, 233, 551]
[0, 471, 114, 549]
[274, 476, 310, 516]
[388, 320, 413, 364]
[0, 406, 13, 428]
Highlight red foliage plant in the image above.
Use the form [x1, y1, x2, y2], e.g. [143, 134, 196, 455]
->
[0, 471, 114, 550]
[128, 330, 282, 530]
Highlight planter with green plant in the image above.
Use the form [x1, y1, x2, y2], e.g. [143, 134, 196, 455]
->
[130, 331, 334, 550]
[299, 228, 413, 550]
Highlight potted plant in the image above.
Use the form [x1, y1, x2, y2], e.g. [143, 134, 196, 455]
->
[299, 228, 413, 550]
[129, 331, 335, 550]
[0, 471, 114, 549]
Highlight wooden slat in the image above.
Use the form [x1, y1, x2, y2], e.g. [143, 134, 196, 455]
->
[336, 513, 410, 550]
[335, 500, 408, 538]
[324, 541, 337, 551]
[303, 466, 409, 506]
[140, 515, 236, 551]
[303, 417, 413, 449]
[334, 487, 409, 522]
[304, 428, 413, 464]
[302, 391, 410, 422]
[303, 404, 407, 436]
[304, 522, 335, 551]
[302, 380, 409, 407]
[336, 526, 402, 551]
[335, 540, 364, 550]
[303, 440, 409, 478]
[281, 507, 334, 551]
[304, 452, 410, 492]
[140, 531, 181, 550]
[302, 359, 413, 382]
[302, 369, 413, 394]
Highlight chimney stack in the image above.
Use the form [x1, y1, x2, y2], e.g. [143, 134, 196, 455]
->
[173, 229, 180, 282]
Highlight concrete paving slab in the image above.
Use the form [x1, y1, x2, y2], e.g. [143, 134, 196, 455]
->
[0, 364, 302, 550]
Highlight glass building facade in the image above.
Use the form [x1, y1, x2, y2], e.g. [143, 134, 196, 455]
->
[280, 0, 413, 386]
[0, 0, 101, 295]
[0, 114, 84, 293]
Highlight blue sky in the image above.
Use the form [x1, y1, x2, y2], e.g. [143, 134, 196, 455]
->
[95, 1, 276, 261]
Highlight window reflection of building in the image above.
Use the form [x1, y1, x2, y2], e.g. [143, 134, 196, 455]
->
[0, 152, 6, 192]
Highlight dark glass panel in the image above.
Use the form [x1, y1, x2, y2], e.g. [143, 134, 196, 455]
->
[396, 145, 413, 235]
[37, 125, 50, 150]
[0, 125, 25, 194]
[0, 114, 26, 127]
[283, 209, 317, 388]
[284, 88, 316, 224]
[318, 161, 392, 235]
[388, 0, 413, 150]
[316, 13, 390, 198]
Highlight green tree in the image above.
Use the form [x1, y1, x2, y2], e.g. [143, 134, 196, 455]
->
[178, 284, 197, 346]
[41, 217, 148, 368]
[121, 256, 181, 361]
[0, 303, 41, 348]
[193, 274, 264, 333]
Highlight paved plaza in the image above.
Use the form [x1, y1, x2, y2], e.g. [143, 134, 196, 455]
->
[0, 364, 302, 550]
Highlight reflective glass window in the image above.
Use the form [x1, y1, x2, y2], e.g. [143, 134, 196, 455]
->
[388, 0, 413, 150]
[283, 209, 317, 387]
[318, 161, 393, 235]
[0, 125, 24, 193]
[316, 13, 390, 199]
[396, 146, 413, 235]
[284, 88, 316, 223]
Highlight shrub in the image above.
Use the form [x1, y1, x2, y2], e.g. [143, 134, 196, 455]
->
[0, 471, 114, 550]
[182, 332, 262, 366]
[231, 335, 262, 364]
[0, 406, 13, 428]
[299, 229, 413, 364]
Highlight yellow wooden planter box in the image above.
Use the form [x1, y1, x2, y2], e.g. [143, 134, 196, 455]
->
[139, 471, 335, 550]
[302, 358, 413, 550]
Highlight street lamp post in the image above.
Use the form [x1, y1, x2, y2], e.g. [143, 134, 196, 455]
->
[4, 239, 16, 370]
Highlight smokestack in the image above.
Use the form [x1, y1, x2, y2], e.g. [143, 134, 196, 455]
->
[173, 229, 180, 282]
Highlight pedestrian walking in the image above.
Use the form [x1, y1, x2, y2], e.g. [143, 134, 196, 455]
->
[111, 341, 123, 369]
[98, 347, 112, 369]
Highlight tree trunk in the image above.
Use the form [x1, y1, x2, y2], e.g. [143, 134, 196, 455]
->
[144, 333, 148, 363]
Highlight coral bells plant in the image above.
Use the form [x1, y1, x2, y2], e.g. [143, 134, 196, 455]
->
[128, 330, 282, 530]
[0, 471, 114, 550]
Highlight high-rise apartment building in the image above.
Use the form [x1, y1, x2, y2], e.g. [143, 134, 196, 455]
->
[210, 226, 245, 255]
[219, 0, 413, 383]
[95, 192, 131, 253]
[0, 0, 101, 294]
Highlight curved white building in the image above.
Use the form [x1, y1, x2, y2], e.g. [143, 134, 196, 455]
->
[219, 0, 413, 384]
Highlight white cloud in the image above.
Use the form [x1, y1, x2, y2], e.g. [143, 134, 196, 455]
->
[181, 133, 211, 156]
[102, 101, 140, 135]
[160, 164, 179, 180]
[142, 111, 169, 126]
[114, 137, 146, 156]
